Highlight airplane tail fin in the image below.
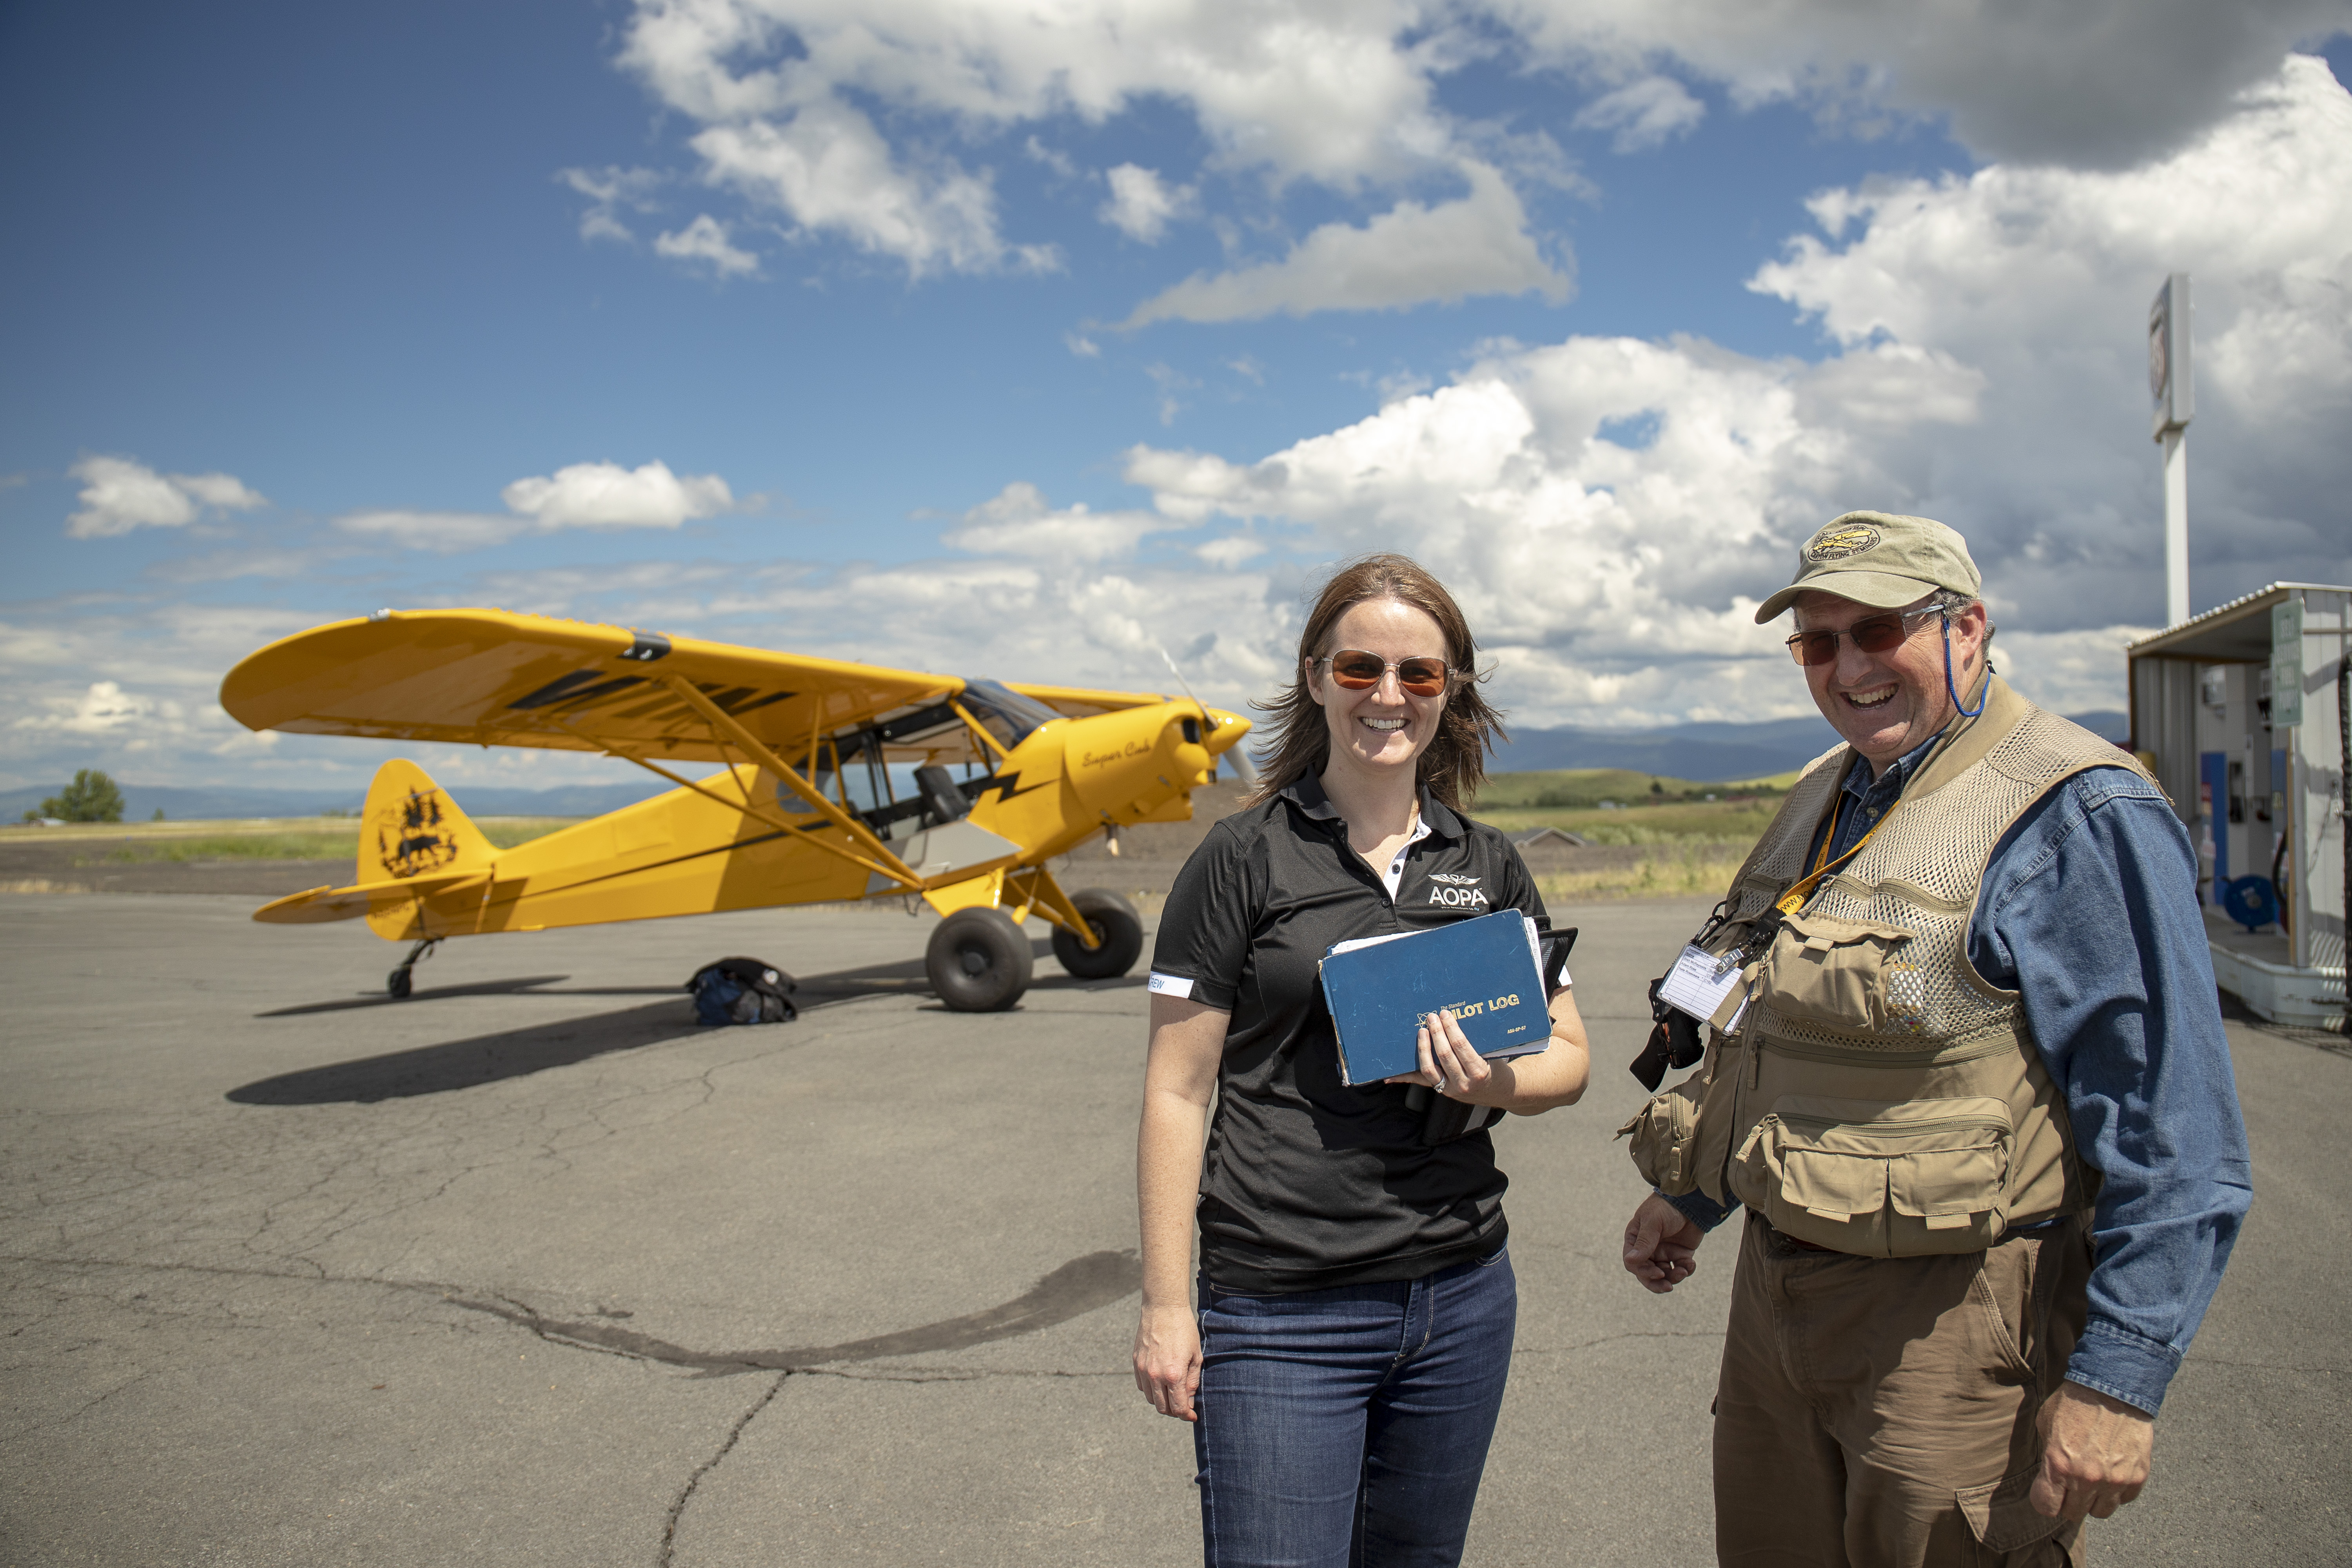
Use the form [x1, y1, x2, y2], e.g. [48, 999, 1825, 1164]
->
[360, 758, 497, 884]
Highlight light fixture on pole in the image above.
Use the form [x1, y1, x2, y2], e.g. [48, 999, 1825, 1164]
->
[2149, 273, 2193, 627]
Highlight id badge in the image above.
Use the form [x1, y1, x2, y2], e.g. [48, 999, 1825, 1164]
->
[1657, 943, 1746, 1026]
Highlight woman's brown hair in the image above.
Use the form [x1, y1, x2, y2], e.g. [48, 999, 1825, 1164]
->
[1243, 553, 1506, 812]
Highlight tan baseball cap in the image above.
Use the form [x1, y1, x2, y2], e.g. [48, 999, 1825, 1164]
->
[1753, 510, 1982, 623]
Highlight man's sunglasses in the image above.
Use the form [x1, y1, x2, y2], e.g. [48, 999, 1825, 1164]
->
[1785, 606, 1943, 667]
[1317, 650, 1454, 696]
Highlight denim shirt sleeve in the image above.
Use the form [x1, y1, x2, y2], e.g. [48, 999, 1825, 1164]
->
[1661, 1187, 1737, 1232]
[1971, 766, 2254, 1416]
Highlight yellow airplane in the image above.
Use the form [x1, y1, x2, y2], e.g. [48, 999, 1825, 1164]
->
[220, 608, 1254, 1011]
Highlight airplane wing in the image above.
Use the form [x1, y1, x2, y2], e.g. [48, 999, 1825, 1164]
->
[220, 609, 965, 766]
[1005, 681, 1178, 719]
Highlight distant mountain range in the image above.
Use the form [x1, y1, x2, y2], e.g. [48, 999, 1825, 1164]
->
[7, 710, 2133, 820]
[1484, 710, 2129, 783]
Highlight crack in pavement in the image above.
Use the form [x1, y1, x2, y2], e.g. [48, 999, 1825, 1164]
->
[660, 1371, 790, 1568]
[626, 1252, 1138, 1563]
[5, 1243, 1146, 1557]
[2, 1249, 1144, 1377]
[443, 1248, 1141, 1376]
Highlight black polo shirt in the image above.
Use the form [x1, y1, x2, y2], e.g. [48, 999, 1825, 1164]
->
[1148, 774, 1554, 1293]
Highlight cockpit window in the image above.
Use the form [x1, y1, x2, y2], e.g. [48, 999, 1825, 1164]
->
[777, 733, 887, 815]
[958, 679, 1061, 752]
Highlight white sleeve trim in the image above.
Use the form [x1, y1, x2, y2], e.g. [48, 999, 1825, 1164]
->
[1147, 972, 1196, 999]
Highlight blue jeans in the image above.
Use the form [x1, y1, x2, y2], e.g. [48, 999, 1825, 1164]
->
[1193, 1247, 1516, 1568]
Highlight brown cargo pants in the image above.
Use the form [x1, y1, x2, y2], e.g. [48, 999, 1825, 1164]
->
[1713, 1210, 2091, 1567]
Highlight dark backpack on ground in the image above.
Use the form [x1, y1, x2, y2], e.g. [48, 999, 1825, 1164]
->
[685, 957, 798, 1025]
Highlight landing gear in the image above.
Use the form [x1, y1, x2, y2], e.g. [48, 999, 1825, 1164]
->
[925, 907, 1033, 1012]
[1050, 888, 1144, 980]
[387, 937, 441, 999]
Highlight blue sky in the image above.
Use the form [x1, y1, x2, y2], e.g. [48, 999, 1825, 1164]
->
[4, 2, 2348, 793]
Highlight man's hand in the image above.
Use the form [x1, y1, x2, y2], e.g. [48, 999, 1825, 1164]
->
[2031, 1381, 2154, 1519]
[1133, 1302, 1203, 1422]
[1622, 1193, 1703, 1293]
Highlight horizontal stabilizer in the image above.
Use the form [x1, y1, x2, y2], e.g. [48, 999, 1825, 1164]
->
[252, 870, 491, 926]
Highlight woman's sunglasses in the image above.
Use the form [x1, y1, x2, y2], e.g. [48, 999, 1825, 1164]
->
[1785, 606, 1942, 667]
[1317, 650, 1454, 697]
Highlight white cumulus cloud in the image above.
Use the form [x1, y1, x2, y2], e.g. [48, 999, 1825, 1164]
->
[503, 459, 737, 528]
[614, 0, 1465, 280]
[654, 214, 763, 276]
[559, 165, 666, 243]
[940, 481, 1168, 561]
[1195, 533, 1266, 569]
[8, 678, 279, 762]
[1099, 163, 1194, 243]
[1121, 163, 1570, 326]
[1747, 53, 2352, 628]
[12, 680, 169, 736]
[595, 0, 2346, 312]
[1096, 56, 2352, 724]
[65, 456, 267, 539]
[1506, 0, 2352, 167]
[336, 461, 738, 552]
[686, 96, 1057, 276]
[1572, 76, 1706, 152]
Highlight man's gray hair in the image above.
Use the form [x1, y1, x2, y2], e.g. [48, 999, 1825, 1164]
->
[1927, 588, 1993, 647]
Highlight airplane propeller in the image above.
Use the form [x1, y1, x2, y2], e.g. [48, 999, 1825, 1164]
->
[1158, 646, 1260, 786]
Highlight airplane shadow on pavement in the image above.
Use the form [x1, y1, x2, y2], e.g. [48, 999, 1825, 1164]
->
[228, 941, 1135, 1106]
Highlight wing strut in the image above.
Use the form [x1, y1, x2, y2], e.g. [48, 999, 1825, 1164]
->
[549, 700, 925, 893]
[655, 675, 926, 891]
[595, 740, 800, 826]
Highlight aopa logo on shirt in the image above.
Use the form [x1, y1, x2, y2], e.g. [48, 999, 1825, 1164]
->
[1426, 873, 1486, 907]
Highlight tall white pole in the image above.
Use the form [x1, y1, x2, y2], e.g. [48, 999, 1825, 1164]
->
[2163, 426, 2189, 627]
[2150, 273, 2193, 627]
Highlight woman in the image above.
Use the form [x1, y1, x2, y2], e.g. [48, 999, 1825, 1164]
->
[1133, 554, 1591, 1568]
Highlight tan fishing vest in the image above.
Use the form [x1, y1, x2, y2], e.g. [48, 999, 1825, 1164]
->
[1622, 677, 2146, 1257]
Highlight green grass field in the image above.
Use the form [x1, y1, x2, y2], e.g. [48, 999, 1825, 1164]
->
[1468, 767, 1791, 900]
[1470, 767, 1795, 846]
[1470, 766, 1798, 810]
[68, 818, 571, 866]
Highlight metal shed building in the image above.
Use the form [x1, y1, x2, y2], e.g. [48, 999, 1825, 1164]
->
[2127, 583, 2349, 1025]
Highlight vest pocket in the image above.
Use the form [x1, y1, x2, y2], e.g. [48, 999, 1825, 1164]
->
[1730, 1094, 2014, 1257]
[1757, 912, 1914, 1033]
[1615, 1074, 1706, 1194]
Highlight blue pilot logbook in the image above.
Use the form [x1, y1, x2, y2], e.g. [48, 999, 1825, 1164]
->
[1319, 909, 1553, 1087]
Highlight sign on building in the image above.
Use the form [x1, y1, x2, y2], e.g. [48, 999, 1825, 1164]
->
[2272, 597, 2303, 727]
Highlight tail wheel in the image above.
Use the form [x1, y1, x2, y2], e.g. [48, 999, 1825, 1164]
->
[925, 907, 1033, 1012]
[1050, 888, 1144, 980]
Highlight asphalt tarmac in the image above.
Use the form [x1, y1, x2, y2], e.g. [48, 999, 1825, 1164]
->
[2, 890, 2343, 1566]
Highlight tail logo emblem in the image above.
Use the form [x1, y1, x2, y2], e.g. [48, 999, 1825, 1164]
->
[377, 790, 459, 879]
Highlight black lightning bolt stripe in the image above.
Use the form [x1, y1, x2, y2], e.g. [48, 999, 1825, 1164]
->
[969, 771, 1054, 806]
[507, 672, 795, 718]
[508, 671, 646, 710]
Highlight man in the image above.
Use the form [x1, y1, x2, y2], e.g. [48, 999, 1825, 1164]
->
[1619, 512, 2251, 1566]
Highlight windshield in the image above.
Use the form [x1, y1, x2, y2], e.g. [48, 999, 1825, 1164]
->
[958, 679, 1062, 752]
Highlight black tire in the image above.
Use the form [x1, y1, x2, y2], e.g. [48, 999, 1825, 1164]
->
[387, 967, 413, 1000]
[1051, 888, 1145, 980]
[926, 907, 1033, 1012]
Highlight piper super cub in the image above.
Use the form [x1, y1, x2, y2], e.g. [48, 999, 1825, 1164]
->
[219, 608, 1254, 1011]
